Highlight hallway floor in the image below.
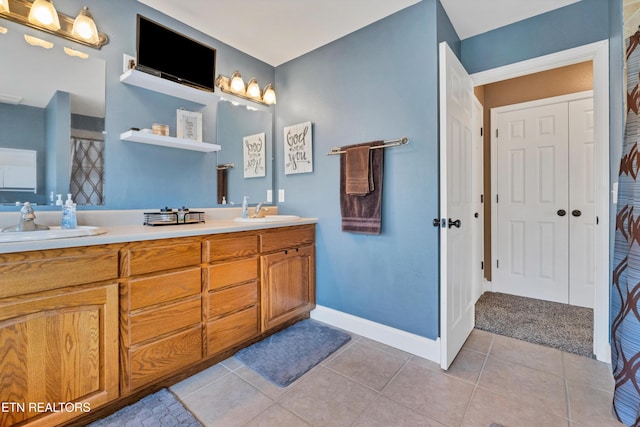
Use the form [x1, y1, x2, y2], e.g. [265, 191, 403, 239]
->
[169, 328, 623, 427]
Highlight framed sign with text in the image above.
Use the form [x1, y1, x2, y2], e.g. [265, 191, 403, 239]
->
[243, 132, 266, 178]
[176, 109, 203, 141]
[284, 121, 313, 174]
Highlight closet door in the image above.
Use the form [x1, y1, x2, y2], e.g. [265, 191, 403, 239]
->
[495, 102, 570, 303]
[568, 98, 595, 308]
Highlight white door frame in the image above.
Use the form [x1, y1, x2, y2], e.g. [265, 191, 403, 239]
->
[472, 40, 610, 362]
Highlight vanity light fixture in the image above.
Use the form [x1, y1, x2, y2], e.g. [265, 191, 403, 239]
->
[27, 0, 59, 30]
[215, 72, 277, 106]
[0, 0, 108, 48]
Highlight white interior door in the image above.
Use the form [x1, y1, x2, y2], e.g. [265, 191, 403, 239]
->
[472, 97, 484, 303]
[439, 42, 475, 370]
[494, 102, 570, 303]
[493, 94, 595, 308]
[568, 97, 595, 308]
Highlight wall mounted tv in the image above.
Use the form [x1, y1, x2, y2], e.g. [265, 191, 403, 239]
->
[136, 15, 216, 92]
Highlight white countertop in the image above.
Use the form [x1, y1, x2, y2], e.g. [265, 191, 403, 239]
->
[0, 207, 317, 254]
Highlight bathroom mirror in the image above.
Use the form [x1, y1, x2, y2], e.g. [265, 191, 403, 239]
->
[216, 101, 273, 206]
[0, 22, 106, 207]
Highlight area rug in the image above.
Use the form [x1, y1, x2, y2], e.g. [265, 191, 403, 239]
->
[88, 388, 201, 426]
[475, 291, 594, 358]
[235, 319, 351, 387]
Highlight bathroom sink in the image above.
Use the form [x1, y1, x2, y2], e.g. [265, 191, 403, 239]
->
[0, 226, 107, 243]
[234, 215, 301, 223]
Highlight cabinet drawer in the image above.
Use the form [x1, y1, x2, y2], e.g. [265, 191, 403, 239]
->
[129, 326, 202, 390]
[128, 296, 201, 346]
[0, 245, 119, 298]
[203, 233, 259, 262]
[260, 225, 315, 253]
[121, 239, 201, 276]
[128, 267, 201, 310]
[207, 306, 258, 356]
[207, 258, 257, 291]
[208, 281, 257, 319]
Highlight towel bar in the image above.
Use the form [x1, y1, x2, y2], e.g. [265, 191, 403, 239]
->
[216, 163, 235, 170]
[327, 137, 408, 155]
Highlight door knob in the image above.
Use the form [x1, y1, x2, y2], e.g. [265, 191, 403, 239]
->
[557, 209, 567, 217]
[448, 218, 461, 228]
[572, 209, 582, 217]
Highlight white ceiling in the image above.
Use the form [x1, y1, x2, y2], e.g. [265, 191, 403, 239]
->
[139, 0, 583, 66]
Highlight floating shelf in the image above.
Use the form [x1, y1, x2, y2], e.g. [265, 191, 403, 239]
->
[120, 130, 221, 153]
[120, 69, 215, 105]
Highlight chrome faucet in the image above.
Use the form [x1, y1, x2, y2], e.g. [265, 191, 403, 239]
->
[1, 202, 50, 232]
[253, 202, 270, 218]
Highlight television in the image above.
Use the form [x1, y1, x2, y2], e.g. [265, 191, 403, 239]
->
[136, 15, 216, 92]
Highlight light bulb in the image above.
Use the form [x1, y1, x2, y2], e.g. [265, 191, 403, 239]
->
[72, 7, 99, 44]
[28, 0, 61, 31]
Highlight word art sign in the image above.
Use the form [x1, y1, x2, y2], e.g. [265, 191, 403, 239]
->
[284, 121, 313, 174]
[243, 132, 266, 178]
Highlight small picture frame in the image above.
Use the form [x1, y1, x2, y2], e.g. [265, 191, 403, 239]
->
[284, 121, 313, 174]
[243, 132, 266, 178]
[176, 109, 203, 141]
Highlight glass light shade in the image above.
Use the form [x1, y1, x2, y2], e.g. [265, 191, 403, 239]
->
[28, 0, 61, 31]
[0, 0, 9, 13]
[246, 78, 261, 99]
[230, 71, 245, 94]
[72, 7, 99, 44]
[262, 84, 276, 105]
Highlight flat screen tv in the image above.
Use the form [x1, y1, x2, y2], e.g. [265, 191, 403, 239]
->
[136, 15, 216, 92]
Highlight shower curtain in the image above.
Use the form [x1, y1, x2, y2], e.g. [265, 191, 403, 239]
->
[612, 31, 640, 426]
[70, 137, 105, 205]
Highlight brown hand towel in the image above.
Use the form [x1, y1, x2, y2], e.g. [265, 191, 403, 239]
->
[340, 141, 384, 234]
[345, 145, 373, 195]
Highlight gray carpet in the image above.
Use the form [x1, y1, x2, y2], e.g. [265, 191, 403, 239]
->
[475, 291, 594, 358]
[235, 319, 351, 387]
[89, 388, 201, 426]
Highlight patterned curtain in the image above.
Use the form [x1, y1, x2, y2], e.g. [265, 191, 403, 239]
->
[70, 137, 105, 205]
[612, 32, 640, 426]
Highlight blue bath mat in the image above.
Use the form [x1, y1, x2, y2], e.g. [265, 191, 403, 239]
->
[235, 319, 351, 387]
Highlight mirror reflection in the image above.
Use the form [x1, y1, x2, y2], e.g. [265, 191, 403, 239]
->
[216, 101, 273, 206]
[0, 23, 105, 206]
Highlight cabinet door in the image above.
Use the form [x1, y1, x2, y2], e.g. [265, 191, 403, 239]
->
[261, 245, 315, 331]
[0, 283, 119, 427]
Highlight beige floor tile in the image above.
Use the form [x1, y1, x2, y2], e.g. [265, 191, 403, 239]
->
[464, 329, 494, 354]
[356, 337, 413, 360]
[462, 387, 569, 427]
[180, 373, 273, 427]
[325, 340, 408, 391]
[490, 334, 564, 376]
[278, 366, 378, 427]
[353, 395, 446, 427]
[244, 404, 311, 427]
[563, 352, 614, 392]
[234, 365, 294, 400]
[382, 360, 475, 426]
[479, 356, 568, 418]
[568, 384, 624, 427]
[441, 348, 486, 384]
[170, 364, 231, 399]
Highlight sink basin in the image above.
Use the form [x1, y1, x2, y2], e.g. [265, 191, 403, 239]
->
[0, 226, 107, 243]
[234, 215, 301, 223]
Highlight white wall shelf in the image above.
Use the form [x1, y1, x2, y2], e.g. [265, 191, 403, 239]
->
[120, 130, 220, 153]
[120, 69, 214, 105]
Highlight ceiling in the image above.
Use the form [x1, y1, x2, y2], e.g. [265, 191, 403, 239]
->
[139, 0, 582, 66]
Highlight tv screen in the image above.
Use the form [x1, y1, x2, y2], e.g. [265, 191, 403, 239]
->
[136, 15, 216, 92]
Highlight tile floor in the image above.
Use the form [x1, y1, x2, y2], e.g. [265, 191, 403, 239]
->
[170, 328, 623, 427]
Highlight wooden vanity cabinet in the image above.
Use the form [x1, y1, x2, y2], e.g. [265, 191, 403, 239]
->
[0, 246, 120, 427]
[119, 237, 203, 394]
[203, 231, 260, 356]
[260, 225, 316, 331]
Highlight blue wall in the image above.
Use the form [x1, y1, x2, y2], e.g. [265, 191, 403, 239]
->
[273, 1, 444, 339]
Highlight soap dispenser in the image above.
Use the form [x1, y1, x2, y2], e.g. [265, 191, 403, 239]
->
[241, 196, 249, 219]
[61, 194, 77, 229]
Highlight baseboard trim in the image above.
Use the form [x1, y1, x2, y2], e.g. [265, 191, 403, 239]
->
[311, 305, 440, 363]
